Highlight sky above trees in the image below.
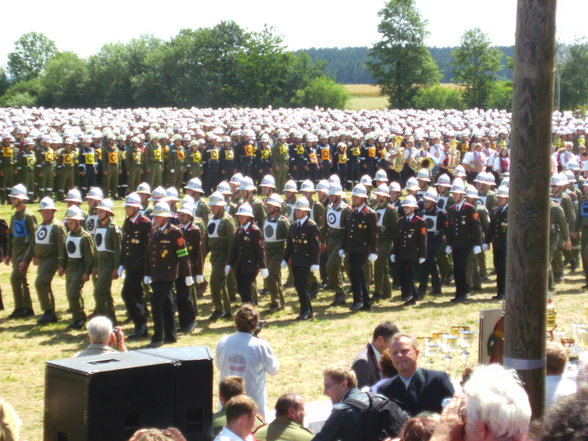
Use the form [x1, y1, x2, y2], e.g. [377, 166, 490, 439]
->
[0, 0, 585, 65]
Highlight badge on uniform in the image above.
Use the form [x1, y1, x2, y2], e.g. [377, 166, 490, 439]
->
[161, 250, 168, 258]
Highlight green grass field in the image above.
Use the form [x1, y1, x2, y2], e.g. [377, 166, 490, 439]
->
[0, 200, 586, 440]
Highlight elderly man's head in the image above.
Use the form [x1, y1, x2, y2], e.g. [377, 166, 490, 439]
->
[86, 316, 113, 345]
[463, 364, 531, 441]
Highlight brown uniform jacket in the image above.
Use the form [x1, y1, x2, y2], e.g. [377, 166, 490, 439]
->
[181, 223, 204, 277]
[283, 218, 320, 267]
[227, 223, 266, 274]
[341, 205, 378, 254]
[393, 215, 427, 261]
[121, 214, 151, 271]
[145, 222, 191, 282]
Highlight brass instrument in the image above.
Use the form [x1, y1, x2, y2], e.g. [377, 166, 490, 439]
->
[420, 157, 434, 170]
[390, 144, 405, 173]
[447, 141, 460, 174]
[408, 150, 420, 172]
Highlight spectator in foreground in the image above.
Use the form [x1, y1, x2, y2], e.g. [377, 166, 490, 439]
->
[379, 334, 454, 416]
[352, 321, 399, 390]
[215, 304, 279, 418]
[370, 348, 397, 393]
[254, 393, 313, 441]
[212, 376, 264, 437]
[74, 316, 127, 357]
[0, 398, 21, 441]
[545, 342, 576, 409]
[430, 364, 531, 441]
[542, 388, 588, 441]
[214, 395, 259, 441]
[128, 427, 186, 441]
[400, 414, 439, 441]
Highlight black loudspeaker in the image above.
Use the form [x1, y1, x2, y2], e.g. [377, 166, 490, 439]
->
[44, 347, 213, 441]
[138, 346, 213, 441]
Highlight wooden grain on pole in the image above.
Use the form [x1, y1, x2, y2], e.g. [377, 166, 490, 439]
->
[505, 0, 557, 418]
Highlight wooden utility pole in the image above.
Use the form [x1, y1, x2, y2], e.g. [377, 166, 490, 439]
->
[504, 0, 557, 418]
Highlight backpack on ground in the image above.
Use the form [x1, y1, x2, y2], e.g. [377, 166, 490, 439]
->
[344, 392, 409, 441]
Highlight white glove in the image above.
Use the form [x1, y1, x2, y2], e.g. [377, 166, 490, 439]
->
[117, 265, 124, 278]
[473, 245, 482, 255]
[310, 264, 320, 272]
[338, 249, 346, 259]
[185, 276, 194, 286]
[446, 245, 453, 254]
[389, 254, 396, 263]
[419, 257, 426, 264]
[196, 275, 205, 284]
[260, 268, 269, 279]
[280, 260, 287, 268]
[482, 243, 489, 252]
[170, 169, 175, 173]
[224, 265, 231, 276]
[143, 275, 152, 284]
[368, 253, 378, 263]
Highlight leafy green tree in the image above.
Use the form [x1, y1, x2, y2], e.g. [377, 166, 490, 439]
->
[38, 52, 89, 107]
[560, 40, 588, 109]
[452, 28, 502, 108]
[292, 76, 349, 109]
[0, 67, 10, 96]
[413, 85, 465, 110]
[0, 78, 41, 107]
[7, 32, 57, 82]
[367, 0, 440, 108]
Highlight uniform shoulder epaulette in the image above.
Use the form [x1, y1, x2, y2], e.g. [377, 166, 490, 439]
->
[414, 215, 424, 221]
[140, 215, 151, 223]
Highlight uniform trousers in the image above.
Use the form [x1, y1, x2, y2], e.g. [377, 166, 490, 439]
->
[236, 271, 257, 304]
[150, 280, 176, 343]
[419, 237, 442, 294]
[121, 269, 147, 328]
[175, 277, 196, 328]
[493, 248, 507, 297]
[348, 253, 370, 306]
[35, 258, 58, 311]
[10, 254, 32, 311]
[452, 248, 472, 300]
[292, 265, 312, 315]
[398, 259, 418, 301]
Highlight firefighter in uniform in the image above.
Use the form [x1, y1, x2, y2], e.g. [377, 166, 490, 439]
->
[144, 135, 163, 189]
[125, 137, 144, 195]
[187, 140, 204, 180]
[78, 136, 98, 197]
[549, 199, 570, 293]
[185, 178, 211, 221]
[56, 139, 77, 201]
[324, 182, 350, 305]
[263, 194, 290, 311]
[168, 136, 186, 189]
[271, 132, 289, 192]
[144, 201, 193, 347]
[339, 184, 378, 312]
[239, 176, 266, 227]
[300, 180, 325, 298]
[551, 173, 576, 282]
[372, 184, 398, 301]
[206, 191, 236, 320]
[6, 184, 37, 318]
[177, 199, 205, 332]
[485, 185, 509, 300]
[391, 195, 427, 306]
[92, 198, 121, 322]
[17, 139, 36, 201]
[119, 192, 152, 339]
[445, 178, 483, 304]
[36, 137, 56, 199]
[63, 205, 94, 329]
[282, 196, 320, 320]
[101, 136, 120, 199]
[0, 133, 16, 204]
[19, 197, 65, 324]
[417, 188, 448, 297]
[226, 203, 269, 304]
[84, 187, 103, 236]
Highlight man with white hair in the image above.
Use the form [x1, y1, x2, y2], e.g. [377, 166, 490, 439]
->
[430, 364, 531, 441]
[75, 316, 127, 357]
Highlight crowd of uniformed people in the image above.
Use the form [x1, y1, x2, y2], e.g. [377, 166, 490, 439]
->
[0, 106, 587, 346]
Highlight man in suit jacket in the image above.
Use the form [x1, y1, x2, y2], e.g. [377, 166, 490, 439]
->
[379, 334, 454, 416]
[352, 321, 399, 389]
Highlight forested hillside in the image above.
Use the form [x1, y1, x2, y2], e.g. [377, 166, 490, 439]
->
[301, 46, 514, 84]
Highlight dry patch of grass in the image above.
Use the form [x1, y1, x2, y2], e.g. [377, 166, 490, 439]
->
[0, 201, 585, 440]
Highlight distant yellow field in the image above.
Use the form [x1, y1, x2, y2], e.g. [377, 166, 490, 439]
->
[345, 84, 382, 96]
